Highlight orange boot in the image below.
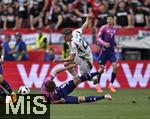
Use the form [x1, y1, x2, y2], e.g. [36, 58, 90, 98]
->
[96, 84, 103, 93]
[108, 84, 116, 93]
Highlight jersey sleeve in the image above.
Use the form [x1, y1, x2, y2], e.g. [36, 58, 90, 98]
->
[70, 42, 77, 55]
[96, 26, 107, 46]
[72, 28, 83, 37]
[98, 25, 105, 36]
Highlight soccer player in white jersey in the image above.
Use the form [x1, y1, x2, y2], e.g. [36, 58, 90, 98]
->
[59, 15, 94, 78]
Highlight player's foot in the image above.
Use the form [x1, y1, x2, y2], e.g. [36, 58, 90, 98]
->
[5, 95, 12, 103]
[92, 75, 100, 85]
[108, 85, 116, 93]
[96, 85, 103, 93]
[11, 92, 17, 103]
[104, 93, 112, 100]
[93, 69, 103, 85]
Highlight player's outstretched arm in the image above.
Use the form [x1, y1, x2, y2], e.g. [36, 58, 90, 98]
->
[80, 14, 93, 31]
[51, 98, 65, 104]
[62, 53, 75, 62]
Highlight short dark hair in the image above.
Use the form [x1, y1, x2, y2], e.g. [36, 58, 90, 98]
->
[63, 28, 72, 35]
[45, 80, 56, 92]
[15, 32, 22, 38]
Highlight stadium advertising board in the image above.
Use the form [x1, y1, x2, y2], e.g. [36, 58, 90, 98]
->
[3, 61, 150, 89]
[2, 28, 150, 49]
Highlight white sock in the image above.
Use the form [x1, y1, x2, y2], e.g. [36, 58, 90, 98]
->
[68, 68, 78, 77]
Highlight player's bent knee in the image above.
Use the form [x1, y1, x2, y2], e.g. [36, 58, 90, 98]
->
[78, 96, 85, 103]
[64, 62, 69, 67]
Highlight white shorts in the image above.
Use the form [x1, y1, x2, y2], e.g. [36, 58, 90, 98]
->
[74, 55, 93, 75]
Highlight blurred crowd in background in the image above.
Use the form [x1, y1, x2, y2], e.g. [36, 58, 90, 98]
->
[0, 0, 149, 30]
[0, 0, 150, 62]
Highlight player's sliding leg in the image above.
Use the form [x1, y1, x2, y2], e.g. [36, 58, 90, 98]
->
[50, 64, 76, 80]
[48, 63, 99, 83]
[0, 75, 17, 103]
[64, 62, 78, 78]
[93, 65, 104, 93]
[108, 62, 117, 92]
[79, 93, 112, 103]
[73, 71, 102, 86]
[56, 73, 93, 99]
[94, 51, 107, 93]
[63, 94, 112, 104]
[60, 72, 101, 97]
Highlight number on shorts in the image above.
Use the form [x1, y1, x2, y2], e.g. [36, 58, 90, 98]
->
[60, 83, 67, 88]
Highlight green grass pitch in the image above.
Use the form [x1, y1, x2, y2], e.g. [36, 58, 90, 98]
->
[49, 89, 150, 119]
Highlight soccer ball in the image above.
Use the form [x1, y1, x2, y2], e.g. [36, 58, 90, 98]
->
[18, 86, 30, 95]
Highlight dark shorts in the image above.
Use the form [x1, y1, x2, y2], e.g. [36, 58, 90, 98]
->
[18, 10, 28, 19]
[98, 50, 117, 65]
[60, 80, 76, 96]
[59, 80, 79, 104]
[64, 96, 79, 104]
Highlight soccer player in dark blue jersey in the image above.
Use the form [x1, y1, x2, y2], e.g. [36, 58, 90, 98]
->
[41, 68, 112, 104]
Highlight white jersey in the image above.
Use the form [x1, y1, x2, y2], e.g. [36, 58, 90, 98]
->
[69, 28, 93, 63]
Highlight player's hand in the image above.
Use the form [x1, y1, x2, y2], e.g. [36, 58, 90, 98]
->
[60, 98, 66, 103]
[104, 43, 110, 48]
[51, 98, 66, 104]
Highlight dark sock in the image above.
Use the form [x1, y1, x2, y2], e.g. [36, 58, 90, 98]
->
[0, 87, 7, 97]
[97, 72, 103, 83]
[79, 73, 91, 82]
[111, 72, 116, 84]
[90, 72, 99, 77]
[79, 72, 101, 82]
[1, 80, 12, 94]
[85, 96, 105, 103]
